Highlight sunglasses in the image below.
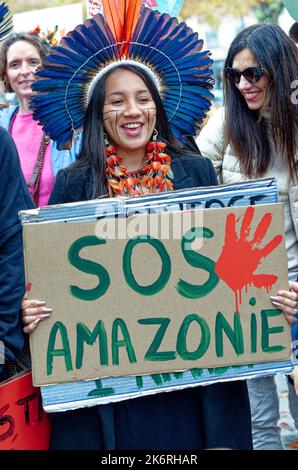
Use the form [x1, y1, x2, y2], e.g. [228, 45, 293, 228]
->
[224, 67, 265, 85]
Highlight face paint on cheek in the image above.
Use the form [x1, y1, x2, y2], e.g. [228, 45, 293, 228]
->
[103, 108, 123, 117]
[106, 112, 121, 144]
[103, 110, 112, 125]
[103, 110, 120, 138]
[145, 109, 152, 134]
[113, 111, 123, 141]
[145, 107, 156, 127]
[145, 107, 156, 115]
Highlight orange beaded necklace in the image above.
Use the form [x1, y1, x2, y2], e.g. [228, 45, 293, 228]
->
[105, 141, 174, 197]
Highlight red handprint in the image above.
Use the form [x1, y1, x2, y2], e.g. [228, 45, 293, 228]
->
[215, 206, 283, 313]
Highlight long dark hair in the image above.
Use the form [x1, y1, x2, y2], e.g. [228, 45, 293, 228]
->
[72, 63, 180, 198]
[224, 23, 298, 179]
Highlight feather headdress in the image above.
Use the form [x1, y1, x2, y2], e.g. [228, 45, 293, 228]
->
[0, 2, 13, 41]
[31, 0, 214, 150]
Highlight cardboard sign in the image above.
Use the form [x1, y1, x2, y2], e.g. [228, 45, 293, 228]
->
[23, 203, 290, 386]
[0, 371, 51, 449]
[42, 359, 293, 411]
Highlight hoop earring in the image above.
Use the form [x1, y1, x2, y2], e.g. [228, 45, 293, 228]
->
[152, 129, 158, 142]
[103, 132, 110, 147]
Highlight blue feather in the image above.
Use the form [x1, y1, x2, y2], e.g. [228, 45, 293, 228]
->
[0, 2, 12, 40]
[31, 6, 214, 149]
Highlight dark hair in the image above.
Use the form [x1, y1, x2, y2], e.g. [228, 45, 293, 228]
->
[73, 63, 181, 198]
[0, 32, 50, 92]
[289, 22, 298, 44]
[224, 23, 298, 179]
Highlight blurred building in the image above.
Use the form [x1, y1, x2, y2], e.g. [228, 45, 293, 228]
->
[13, 2, 83, 38]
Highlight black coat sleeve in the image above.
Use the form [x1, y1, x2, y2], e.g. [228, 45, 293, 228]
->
[0, 128, 33, 379]
[48, 169, 71, 205]
[180, 154, 218, 188]
[205, 156, 218, 186]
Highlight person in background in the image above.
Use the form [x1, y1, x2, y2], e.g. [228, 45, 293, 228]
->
[197, 23, 298, 450]
[0, 127, 33, 382]
[0, 32, 80, 207]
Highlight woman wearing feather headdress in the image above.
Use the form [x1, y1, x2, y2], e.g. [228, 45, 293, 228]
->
[197, 23, 298, 450]
[20, 0, 254, 450]
[0, 32, 80, 207]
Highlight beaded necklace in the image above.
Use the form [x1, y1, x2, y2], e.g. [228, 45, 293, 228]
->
[9, 107, 50, 207]
[105, 141, 174, 197]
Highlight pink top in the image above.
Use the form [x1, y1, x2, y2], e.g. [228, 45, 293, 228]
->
[11, 113, 53, 207]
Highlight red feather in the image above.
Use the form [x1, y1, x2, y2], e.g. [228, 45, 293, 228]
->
[101, 0, 122, 43]
[119, 0, 126, 21]
[122, 0, 142, 54]
[101, 0, 142, 55]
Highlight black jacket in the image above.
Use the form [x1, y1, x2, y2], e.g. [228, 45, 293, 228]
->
[0, 127, 33, 380]
[49, 154, 218, 204]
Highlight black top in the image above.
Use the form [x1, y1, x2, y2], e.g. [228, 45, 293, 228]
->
[49, 153, 218, 204]
[0, 127, 33, 380]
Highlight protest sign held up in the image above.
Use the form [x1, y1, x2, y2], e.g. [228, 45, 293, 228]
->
[21, 180, 290, 387]
[0, 371, 51, 449]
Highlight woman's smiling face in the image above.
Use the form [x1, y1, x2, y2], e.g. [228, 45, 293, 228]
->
[103, 68, 157, 156]
[232, 48, 269, 111]
[6, 40, 42, 103]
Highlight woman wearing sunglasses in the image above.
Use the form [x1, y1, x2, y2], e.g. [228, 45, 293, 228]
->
[197, 23, 298, 450]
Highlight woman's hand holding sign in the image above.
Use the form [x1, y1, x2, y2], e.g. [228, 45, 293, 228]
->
[21, 292, 53, 334]
[270, 281, 298, 325]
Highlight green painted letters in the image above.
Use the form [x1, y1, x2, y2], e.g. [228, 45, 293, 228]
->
[250, 313, 257, 353]
[177, 313, 210, 360]
[123, 236, 171, 295]
[261, 309, 285, 353]
[68, 235, 110, 301]
[215, 312, 244, 357]
[177, 228, 219, 298]
[76, 321, 108, 369]
[47, 321, 73, 375]
[138, 318, 176, 361]
[88, 379, 114, 397]
[112, 318, 137, 365]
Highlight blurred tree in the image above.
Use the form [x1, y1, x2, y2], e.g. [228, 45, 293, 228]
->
[180, 0, 284, 28]
[253, 1, 283, 23]
[11, 0, 284, 22]
[11, 0, 81, 14]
